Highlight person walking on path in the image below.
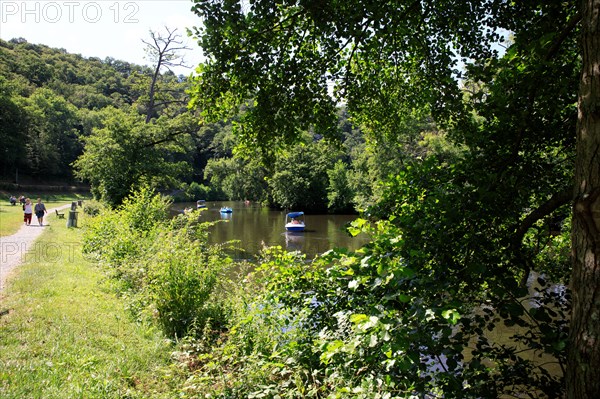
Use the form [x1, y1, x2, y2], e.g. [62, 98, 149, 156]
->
[23, 198, 32, 226]
[1, 203, 72, 292]
[34, 198, 48, 226]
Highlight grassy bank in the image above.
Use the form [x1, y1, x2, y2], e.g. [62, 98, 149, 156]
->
[0, 212, 180, 398]
[0, 193, 87, 236]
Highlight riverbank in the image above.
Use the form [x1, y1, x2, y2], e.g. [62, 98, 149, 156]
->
[0, 212, 180, 398]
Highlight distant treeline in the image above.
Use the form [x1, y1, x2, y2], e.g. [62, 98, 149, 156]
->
[0, 37, 444, 212]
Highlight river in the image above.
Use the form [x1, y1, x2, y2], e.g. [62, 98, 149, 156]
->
[174, 201, 370, 260]
[174, 201, 564, 393]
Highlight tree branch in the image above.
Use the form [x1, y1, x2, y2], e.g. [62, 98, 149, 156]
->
[544, 11, 581, 61]
[142, 129, 191, 148]
[143, 27, 191, 123]
[514, 187, 573, 244]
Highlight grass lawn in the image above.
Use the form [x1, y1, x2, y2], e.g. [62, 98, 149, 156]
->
[0, 193, 87, 237]
[0, 212, 181, 398]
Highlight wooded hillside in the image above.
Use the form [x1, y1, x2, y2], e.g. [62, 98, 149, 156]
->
[0, 37, 183, 183]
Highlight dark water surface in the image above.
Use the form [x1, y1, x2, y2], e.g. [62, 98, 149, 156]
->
[175, 201, 370, 260]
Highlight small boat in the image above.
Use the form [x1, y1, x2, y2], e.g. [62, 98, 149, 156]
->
[220, 206, 233, 213]
[285, 211, 305, 232]
[196, 200, 207, 209]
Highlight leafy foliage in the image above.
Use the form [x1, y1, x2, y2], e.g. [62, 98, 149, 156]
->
[327, 160, 354, 213]
[0, 77, 28, 176]
[21, 88, 80, 176]
[73, 107, 194, 206]
[0, 39, 152, 180]
[0, 38, 196, 194]
[268, 139, 341, 211]
[82, 187, 233, 340]
[185, 0, 579, 397]
[146, 221, 232, 339]
[204, 156, 268, 202]
[179, 208, 569, 398]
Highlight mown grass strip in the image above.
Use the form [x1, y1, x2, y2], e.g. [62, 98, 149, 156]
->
[0, 213, 180, 399]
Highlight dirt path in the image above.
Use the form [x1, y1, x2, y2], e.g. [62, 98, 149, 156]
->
[0, 204, 73, 293]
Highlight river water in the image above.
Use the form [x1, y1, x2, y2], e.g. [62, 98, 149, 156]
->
[175, 201, 370, 260]
[174, 201, 565, 392]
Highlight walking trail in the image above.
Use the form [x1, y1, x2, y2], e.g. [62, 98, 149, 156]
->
[0, 204, 72, 293]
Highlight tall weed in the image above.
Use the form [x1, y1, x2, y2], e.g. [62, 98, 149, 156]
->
[119, 185, 172, 233]
[82, 187, 232, 340]
[145, 216, 232, 339]
[179, 248, 316, 398]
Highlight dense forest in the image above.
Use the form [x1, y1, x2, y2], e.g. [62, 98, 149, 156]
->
[0, 36, 446, 211]
[0, 38, 160, 180]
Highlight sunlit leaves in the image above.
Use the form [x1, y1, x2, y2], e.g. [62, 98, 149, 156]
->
[73, 107, 192, 206]
[441, 309, 461, 325]
[347, 217, 367, 237]
[184, 1, 579, 397]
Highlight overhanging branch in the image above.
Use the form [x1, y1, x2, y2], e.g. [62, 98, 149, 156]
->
[514, 187, 573, 245]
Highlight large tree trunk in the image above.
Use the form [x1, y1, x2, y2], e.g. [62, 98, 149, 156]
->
[567, 0, 600, 397]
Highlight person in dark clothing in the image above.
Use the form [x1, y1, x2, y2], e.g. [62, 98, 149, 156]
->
[34, 198, 47, 226]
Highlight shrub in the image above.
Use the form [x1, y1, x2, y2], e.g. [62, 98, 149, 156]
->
[177, 248, 317, 398]
[146, 219, 232, 339]
[82, 199, 104, 216]
[82, 187, 171, 286]
[82, 187, 233, 340]
[119, 186, 172, 233]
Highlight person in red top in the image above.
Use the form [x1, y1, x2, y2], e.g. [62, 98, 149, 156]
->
[23, 198, 33, 226]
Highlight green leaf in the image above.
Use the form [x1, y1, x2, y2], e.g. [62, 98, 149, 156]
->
[441, 309, 460, 325]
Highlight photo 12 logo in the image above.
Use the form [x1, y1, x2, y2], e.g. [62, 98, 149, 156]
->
[1, 1, 140, 24]
[1, 241, 80, 263]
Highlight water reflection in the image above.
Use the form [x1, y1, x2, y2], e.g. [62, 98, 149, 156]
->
[284, 231, 305, 252]
[219, 211, 232, 220]
[174, 201, 369, 260]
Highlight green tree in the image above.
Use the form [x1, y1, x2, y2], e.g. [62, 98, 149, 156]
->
[327, 159, 354, 212]
[0, 78, 28, 179]
[73, 107, 191, 206]
[269, 139, 340, 211]
[22, 88, 80, 177]
[189, 0, 594, 396]
[0, 37, 196, 184]
[204, 156, 268, 202]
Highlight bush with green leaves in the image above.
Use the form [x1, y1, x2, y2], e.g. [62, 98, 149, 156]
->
[83, 186, 233, 340]
[82, 186, 170, 286]
[143, 216, 232, 339]
[177, 161, 569, 398]
[81, 199, 104, 216]
[178, 247, 316, 398]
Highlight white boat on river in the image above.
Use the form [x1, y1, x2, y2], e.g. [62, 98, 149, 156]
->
[285, 211, 305, 232]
